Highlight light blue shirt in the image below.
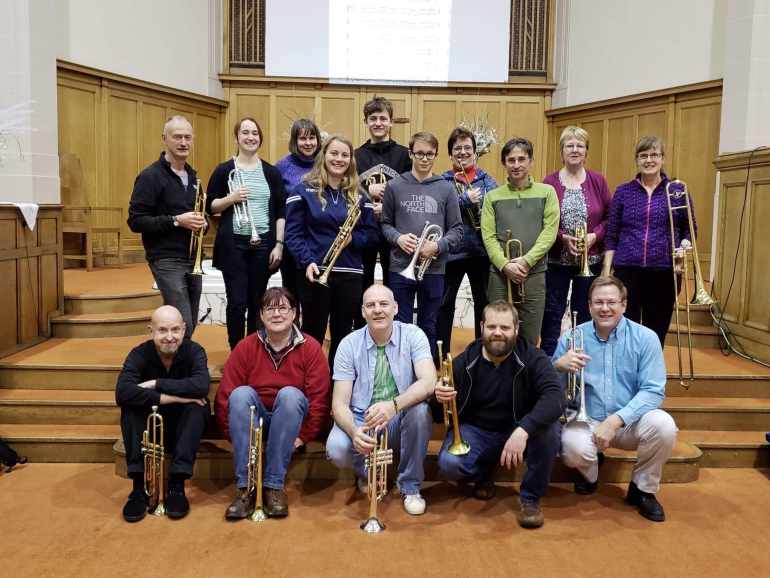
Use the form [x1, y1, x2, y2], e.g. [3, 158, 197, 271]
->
[333, 321, 432, 412]
[552, 316, 666, 426]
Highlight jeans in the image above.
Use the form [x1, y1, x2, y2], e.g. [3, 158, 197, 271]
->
[325, 401, 432, 495]
[437, 421, 561, 503]
[227, 385, 309, 490]
[437, 256, 489, 353]
[390, 272, 444, 360]
[541, 262, 603, 356]
[148, 258, 202, 339]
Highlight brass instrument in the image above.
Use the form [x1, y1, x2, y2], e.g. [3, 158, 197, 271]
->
[141, 405, 166, 516]
[565, 312, 589, 425]
[503, 229, 524, 305]
[365, 167, 385, 191]
[437, 340, 470, 456]
[246, 406, 267, 522]
[398, 221, 443, 282]
[228, 166, 260, 246]
[189, 178, 207, 275]
[666, 179, 714, 389]
[574, 222, 592, 277]
[453, 159, 481, 230]
[360, 428, 393, 533]
[316, 196, 362, 287]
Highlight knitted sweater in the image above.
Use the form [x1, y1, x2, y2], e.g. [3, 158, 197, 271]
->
[275, 153, 315, 192]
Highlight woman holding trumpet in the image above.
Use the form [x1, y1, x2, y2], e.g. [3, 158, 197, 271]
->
[285, 136, 378, 367]
[540, 126, 611, 356]
[602, 136, 696, 346]
[207, 117, 287, 350]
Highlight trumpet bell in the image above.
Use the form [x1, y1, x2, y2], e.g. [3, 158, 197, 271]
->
[447, 440, 471, 456]
[692, 285, 715, 306]
[398, 263, 417, 281]
[360, 517, 386, 533]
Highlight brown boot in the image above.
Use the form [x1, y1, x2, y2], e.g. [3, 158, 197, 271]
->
[263, 488, 289, 518]
[225, 487, 254, 520]
[516, 499, 544, 529]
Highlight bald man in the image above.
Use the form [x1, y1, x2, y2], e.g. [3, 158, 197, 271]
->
[128, 115, 206, 338]
[116, 306, 210, 522]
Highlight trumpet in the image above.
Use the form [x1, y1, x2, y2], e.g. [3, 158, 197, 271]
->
[364, 166, 386, 192]
[316, 197, 362, 287]
[565, 312, 589, 425]
[246, 406, 267, 522]
[666, 179, 714, 389]
[189, 178, 207, 275]
[398, 221, 443, 281]
[503, 229, 524, 305]
[437, 340, 470, 456]
[574, 222, 592, 277]
[360, 427, 393, 533]
[228, 167, 260, 246]
[141, 405, 166, 516]
[453, 159, 481, 230]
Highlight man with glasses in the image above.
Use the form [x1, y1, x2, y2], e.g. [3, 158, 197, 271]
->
[552, 276, 677, 522]
[128, 115, 205, 339]
[326, 284, 436, 516]
[215, 287, 331, 519]
[381, 131, 463, 360]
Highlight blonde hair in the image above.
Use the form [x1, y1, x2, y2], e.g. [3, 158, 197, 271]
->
[303, 135, 360, 210]
[559, 125, 589, 150]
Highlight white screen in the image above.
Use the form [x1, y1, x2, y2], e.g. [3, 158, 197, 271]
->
[266, 0, 510, 84]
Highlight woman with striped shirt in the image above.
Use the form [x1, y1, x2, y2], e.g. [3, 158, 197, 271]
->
[207, 117, 287, 350]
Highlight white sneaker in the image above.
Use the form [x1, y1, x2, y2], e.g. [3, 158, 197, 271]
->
[402, 493, 426, 516]
[356, 477, 368, 494]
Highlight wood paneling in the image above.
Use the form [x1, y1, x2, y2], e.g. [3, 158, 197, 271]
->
[57, 61, 227, 262]
[0, 207, 64, 357]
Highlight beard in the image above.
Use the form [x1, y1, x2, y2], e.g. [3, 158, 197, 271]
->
[483, 334, 515, 358]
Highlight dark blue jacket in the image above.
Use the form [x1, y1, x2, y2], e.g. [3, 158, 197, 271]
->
[441, 167, 497, 260]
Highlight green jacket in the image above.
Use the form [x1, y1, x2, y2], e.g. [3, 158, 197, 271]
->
[480, 178, 559, 274]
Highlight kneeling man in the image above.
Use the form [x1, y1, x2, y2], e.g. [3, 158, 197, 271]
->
[116, 305, 210, 522]
[435, 300, 562, 529]
[326, 284, 435, 516]
[553, 276, 677, 522]
[215, 287, 331, 519]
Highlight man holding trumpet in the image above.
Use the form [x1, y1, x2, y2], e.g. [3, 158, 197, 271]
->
[435, 300, 563, 529]
[128, 115, 206, 339]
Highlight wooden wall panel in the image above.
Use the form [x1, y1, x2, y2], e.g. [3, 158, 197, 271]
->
[605, 115, 636, 190]
[363, 91, 411, 146]
[319, 94, 359, 148]
[57, 82, 99, 206]
[275, 95, 316, 153]
[715, 182, 745, 324]
[744, 180, 770, 332]
[140, 102, 167, 168]
[193, 113, 221, 189]
[0, 260, 17, 352]
[581, 120, 604, 174]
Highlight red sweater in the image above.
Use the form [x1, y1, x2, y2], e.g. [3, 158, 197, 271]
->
[215, 331, 331, 443]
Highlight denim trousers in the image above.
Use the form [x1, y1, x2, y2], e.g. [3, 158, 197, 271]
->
[389, 272, 444, 360]
[437, 421, 561, 503]
[325, 401, 432, 496]
[227, 385, 309, 490]
[148, 258, 202, 339]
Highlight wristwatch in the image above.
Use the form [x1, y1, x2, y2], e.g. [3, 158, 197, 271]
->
[172, 215, 179, 227]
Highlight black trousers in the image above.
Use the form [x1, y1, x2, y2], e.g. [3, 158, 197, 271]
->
[355, 236, 391, 329]
[280, 247, 300, 304]
[436, 256, 489, 353]
[221, 243, 272, 350]
[614, 266, 680, 347]
[301, 272, 362, 369]
[121, 402, 209, 478]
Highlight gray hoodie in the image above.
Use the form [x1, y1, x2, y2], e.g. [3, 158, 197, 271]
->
[381, 172, 463, 275]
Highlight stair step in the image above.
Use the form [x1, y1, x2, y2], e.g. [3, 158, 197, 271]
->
[51, 310, 154, 338]
[0, 389, 118, 424]
[663, 397, 770, 430]
[678, 430, 770, 467]
[665, 375, 770, 397]
[0, 424, 120, 462]
[665, 323, 720, 348]
[64, 291, 162, 315]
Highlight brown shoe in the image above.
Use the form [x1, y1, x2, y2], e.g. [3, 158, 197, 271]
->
[225, 487, 254, 520]
[517, 500, 544, 529]
[263, 488, 289, 518]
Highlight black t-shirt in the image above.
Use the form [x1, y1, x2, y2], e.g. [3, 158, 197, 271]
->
[462, 353, 516, 432]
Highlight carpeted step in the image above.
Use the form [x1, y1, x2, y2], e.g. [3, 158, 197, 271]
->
[0, 389, 119, 424]
[678, 430, 770, 467]
[51, 310, 156, 338]
[64, 291, 162, 315]
[665, 322, 720, 349]
[663, 397, 770, 430]
[665, 374, 770, 398]
[0, 424, 119, 462]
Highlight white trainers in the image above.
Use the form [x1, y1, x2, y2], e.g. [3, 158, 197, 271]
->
[356, 477, 368, 494]
[402, 493, 426, 516]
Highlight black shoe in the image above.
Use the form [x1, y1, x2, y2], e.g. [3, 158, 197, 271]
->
[122, 489, 148, 523]
[574, 453, 604, 495]
[626, 481, 665, 522]
[166, 482, 190, 519]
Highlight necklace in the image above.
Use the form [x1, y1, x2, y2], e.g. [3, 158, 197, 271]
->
[329, 188, 341, 205]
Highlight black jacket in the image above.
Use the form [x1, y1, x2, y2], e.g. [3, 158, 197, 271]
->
[127, 153, 199, 261]
[355, 139, 412, 185]
[205, 158, 286, 272]
[115, 340, 210, 408]
[449, 338, 564, 435]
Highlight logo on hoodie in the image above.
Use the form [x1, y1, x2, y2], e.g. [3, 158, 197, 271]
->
[400, 194, 438, 215]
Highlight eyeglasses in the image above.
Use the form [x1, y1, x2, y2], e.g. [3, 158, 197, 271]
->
[590, 300, 623, 308]
[637, 152, 663, 161]
[263, 305, 292, 315]
[411, 151, 437, 161]
[452, 145, 475, 154]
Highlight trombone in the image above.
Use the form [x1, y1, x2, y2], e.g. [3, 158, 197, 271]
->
[189, 178, 207, 275]
[141, 405, 166, 516]
[437, 340, 470, 456]
[503, 229, 524, 305]
[360, 428, 393, 533]
[246, 406, 267, 522]
[228, 167, 260, 246]
[565, 312, 589, 425]
[574, 222, 592, 277]
[666, 179, 714, 389]
[316, 197, 362, 287]
[453, 159, 481, 230]
[398, 221, 443, 282]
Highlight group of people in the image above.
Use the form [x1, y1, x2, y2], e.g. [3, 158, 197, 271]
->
[120, 96, 691, 527]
